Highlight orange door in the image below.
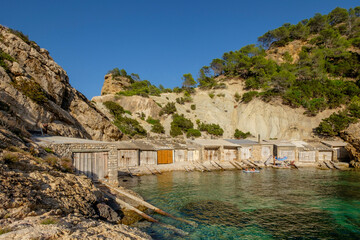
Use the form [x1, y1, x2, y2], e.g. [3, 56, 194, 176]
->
[157, 150, 173, 164]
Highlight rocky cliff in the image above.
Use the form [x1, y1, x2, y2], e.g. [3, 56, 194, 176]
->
[0, 25, 122, 141]
[341, 122, 360, 167]
[93, 79, 338, 140]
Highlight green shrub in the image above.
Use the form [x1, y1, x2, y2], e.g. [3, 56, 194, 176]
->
[0, 227, 11, 235]
[208, 92, 215, 98]
[40, 218, 58, 225]
[103, 101, 125, 118]
[103, 101, 147, 137]
[173, 87, 183, 93]
[114, 117, 147, 137]
[197, 121, 224, 136]
[151, 122, 165, 134]
[12, 79, 48, 104]
[316, 110, 356, 136]
[146, 117, 165, 134]
[44, 155, 57, 167]
[186, 128, 201, 138]
[234, 129, 251, 139]
[2, 153, 19, 164]
[0, 49, 16, 73]
[234, 92, 241, 102]
[170, 125, 183, 137]
[44, 147, 54, 154]
[190, 104, 196, 110]
[139, 112, 146, 120]
[170, 114, 194, 137]
[159, 102, 177, 116]
[217, 93, 225, 97]
[242, 91, 258, 103]
[8, 28, 32, 45]
[176, 97, 185, 105]
[117, 80, 161, 97]
[306, 98, 327, 116]
[146, 116, 158, 125]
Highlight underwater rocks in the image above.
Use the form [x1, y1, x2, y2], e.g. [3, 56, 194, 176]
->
[181, 200, 357, 239]
[181, 200, 249, 227]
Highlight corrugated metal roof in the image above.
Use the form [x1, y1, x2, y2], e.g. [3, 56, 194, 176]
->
[321, 140, 347, 147]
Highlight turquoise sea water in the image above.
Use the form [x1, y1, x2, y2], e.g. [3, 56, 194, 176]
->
[121, 169, 360, 239]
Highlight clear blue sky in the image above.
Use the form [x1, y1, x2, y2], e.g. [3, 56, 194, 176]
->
[1, 0, 358, 98]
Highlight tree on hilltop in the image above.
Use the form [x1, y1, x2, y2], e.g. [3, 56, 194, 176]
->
[182, 73, 196, 89]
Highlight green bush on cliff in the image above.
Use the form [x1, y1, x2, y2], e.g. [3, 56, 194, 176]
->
[234, 129, 251, 139]
[12, 79, 48, 104]
[118, 80, 161, 97]
[170, 114, 194, 137]
[146, 117, 165, 134]
[103, 101, 147, 137]
[197, 121, 224, 136]
[103, 101, 125, 118]
[0, 49, 16, 73]
[159, 102, 177, 116]
[186, 128, 201, 138]
[242, 91, 258, 103]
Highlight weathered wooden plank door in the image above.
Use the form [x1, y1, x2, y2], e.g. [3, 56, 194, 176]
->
[157, 150, 173, 164]
[118, 150, 138, 167]
[72, 152, 108, 180]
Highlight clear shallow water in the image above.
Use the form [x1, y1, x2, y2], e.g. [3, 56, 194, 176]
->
[121, 169, 360, 239]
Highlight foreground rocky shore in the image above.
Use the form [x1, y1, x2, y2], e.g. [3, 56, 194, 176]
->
[0, 146, 151, 239]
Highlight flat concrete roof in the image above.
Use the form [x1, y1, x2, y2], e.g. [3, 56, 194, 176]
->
[321, 140, 347, 147]
[191, 139, 239, 148]
[225, 139, 258, 145]
[130, 140, 157, 150]
[32, 136, 111, 145]
[265, 140, 296, 147]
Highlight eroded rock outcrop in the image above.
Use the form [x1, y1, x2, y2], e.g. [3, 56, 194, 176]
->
[0, 25, 122, 141]
[101, 74, 132, 95]
[341, 122, 360, 167]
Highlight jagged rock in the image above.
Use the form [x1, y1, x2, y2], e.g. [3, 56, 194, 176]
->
[0, 213, 151, 240]
[341, 122, 360, 167]
[96, 203, 121, 223]
[101, 74, 132, 95]
[0, 25, 122, 141]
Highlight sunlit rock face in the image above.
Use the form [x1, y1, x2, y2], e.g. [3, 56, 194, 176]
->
[0, 25, 122, 141]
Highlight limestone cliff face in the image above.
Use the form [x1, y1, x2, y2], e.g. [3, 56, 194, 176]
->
[101, 74, 131, 95]
[0, 25, 122, 141]
[94, 78, 337, 139]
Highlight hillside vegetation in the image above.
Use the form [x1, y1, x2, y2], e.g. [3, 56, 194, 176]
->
[102, 6, 360, 139]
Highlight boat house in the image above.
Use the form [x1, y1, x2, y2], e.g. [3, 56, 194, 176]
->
[321, 140, 349, 162]
[191, 139, 239, 162]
